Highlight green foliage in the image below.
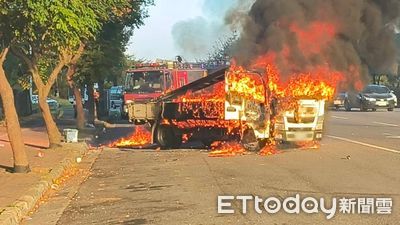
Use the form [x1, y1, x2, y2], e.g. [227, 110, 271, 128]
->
[74, 0, 153, 86]
[2, 53, 31, 90]
[1, 0, 153, 89]
[1, 0, 151, 86]
[1, 0, 108, 52]
[205, 32, 238, 63]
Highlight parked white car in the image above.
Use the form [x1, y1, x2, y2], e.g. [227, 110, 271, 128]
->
[31, 95, 62, 118]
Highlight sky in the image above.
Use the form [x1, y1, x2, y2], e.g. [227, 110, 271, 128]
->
[125, 0, 241, 61]
[126, 0, 204, 61]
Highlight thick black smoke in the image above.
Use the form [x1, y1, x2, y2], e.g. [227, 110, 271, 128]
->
[229, 0, 400, 85]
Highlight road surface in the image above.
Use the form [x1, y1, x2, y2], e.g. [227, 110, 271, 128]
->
[24, 109, 400, 225]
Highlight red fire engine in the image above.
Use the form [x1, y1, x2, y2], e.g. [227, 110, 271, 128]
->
[122, 62, 207, 122]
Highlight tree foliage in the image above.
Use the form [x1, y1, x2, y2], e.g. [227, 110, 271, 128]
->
[1, 0, 152, 145]
[74, 0, 153, 86]
[209, 33, 238, 61]
[200, 32, 238, 67]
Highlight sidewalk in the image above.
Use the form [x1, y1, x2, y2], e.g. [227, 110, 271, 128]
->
[0, 106, 97, 224]
[0, 127, 62, 207]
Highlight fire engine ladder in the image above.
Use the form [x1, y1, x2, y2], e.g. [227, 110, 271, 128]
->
[153, 66, 228, 103]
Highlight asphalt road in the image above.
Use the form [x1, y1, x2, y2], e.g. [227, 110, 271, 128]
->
[24, 109, 400, 225]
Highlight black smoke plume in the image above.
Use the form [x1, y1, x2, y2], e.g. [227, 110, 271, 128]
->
[229, 0, 400, 86]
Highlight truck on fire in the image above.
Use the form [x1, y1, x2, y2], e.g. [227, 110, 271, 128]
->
[124, 65, 326, 151]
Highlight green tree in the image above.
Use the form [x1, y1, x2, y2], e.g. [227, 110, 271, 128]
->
[70, 0, 153, 125]
[205, 33, 238, 65]
[10, 0, 127, 147]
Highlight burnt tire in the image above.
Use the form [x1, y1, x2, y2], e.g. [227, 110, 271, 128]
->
[241, 128, 264, 152]
[156, 125, 182, 149]
[201, 139, 214, 149]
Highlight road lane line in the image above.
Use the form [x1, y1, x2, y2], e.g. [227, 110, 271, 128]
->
[373, 122, 399, 127]
[331, 116, 349, 120]
[326, 135, 400, 154]
[387, 136, 400, 139]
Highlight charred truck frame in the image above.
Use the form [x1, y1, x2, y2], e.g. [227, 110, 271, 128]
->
[126, 67, 326, 150]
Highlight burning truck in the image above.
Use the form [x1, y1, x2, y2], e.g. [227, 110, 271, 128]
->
[122, 62, 333, 152]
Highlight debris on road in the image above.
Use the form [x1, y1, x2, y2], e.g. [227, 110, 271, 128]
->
[36, 151, 44, 158]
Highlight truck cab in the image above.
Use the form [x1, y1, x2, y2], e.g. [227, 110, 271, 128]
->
[274, 99, 325, 142]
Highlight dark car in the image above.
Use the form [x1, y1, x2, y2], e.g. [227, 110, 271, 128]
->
[332, 92, 346, 110]
[344, 85, 397, 112]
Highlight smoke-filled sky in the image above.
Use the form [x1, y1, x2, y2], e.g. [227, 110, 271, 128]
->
[126, 0, 242, 61]
[230, 0, 400, 89]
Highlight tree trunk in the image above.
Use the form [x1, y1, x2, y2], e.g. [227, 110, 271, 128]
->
[11, 47, 74, 147]
[87, 84, 95, 125]
[73, 86, 85, 129]
[37, 85, 63, 147]
[0, 48, 30, 173]
[66, 66, 85, 130]
[30, 58, 65, 147]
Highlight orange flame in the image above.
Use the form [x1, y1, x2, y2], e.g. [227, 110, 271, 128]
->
[182, 133, 193, 143]
[177, 82, 226, 119]
[226, 65, 266, 103]
[161, 20, 361, 155]
[109, 126, 151, 148]
[259, 145, 280, 156]
[296, 141, 321, 150]
[208, 141, 247, 157]
[162, 120, 241, 135]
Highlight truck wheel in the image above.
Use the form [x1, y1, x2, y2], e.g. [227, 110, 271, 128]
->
[388, 108, 394, 111]
[156, 125, 182, 149]
[241, 128, 262, 152]
[201, 139, 214, 149]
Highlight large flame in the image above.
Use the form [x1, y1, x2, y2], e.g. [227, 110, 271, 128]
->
[226, 65, 266, 103]
[109, 126, 152, 148]
[141, 21, 356, 155]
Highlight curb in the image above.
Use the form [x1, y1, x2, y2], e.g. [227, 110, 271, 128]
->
[0, 142, 89, 225]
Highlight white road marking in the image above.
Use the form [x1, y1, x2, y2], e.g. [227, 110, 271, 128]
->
[327, 135, 400, 154]
[373, 122, 399, 127]
[386, 136, 400, 139]
[331, 116, 349, 120]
